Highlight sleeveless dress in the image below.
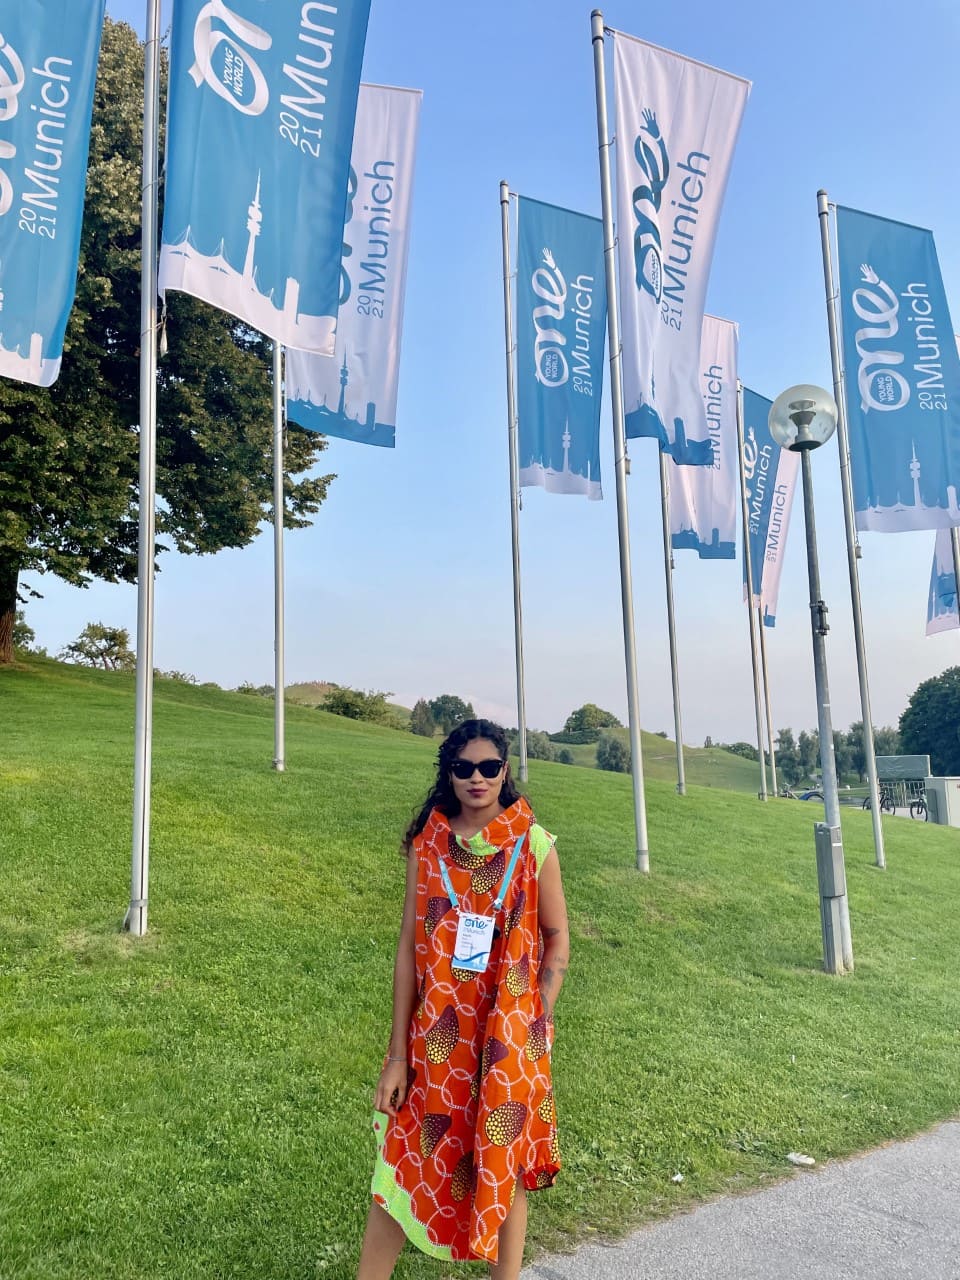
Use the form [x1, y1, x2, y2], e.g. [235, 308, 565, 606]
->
[371, 798, 560, 1263]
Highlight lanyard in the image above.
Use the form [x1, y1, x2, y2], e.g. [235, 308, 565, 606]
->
[439, 832, 527, 914]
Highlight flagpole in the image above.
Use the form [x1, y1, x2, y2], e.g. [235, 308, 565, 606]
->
[498, 183, 529, 784]
[736, 384, 767, 801]
[818, 190, 885, 869]
[756, 604, 778, 794]
[951, 529, 960, 634]
[658, 452, 686, 794]
[273, 342, 286, 773]
[126, 0, 162, 937]
[591, 11, 650, 871]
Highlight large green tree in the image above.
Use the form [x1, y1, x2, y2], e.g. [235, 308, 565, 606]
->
[0, 19, 332, 664]
[564, 703, 622, 733]
[900, 667, 960, 776]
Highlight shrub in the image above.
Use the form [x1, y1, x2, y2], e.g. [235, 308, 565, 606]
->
[597, 732, 630, 773]
[323, 687, 392, 724]
[409, 698, 436, 737]
[556, 748, 575, 765]
[525, 730, 555, 761]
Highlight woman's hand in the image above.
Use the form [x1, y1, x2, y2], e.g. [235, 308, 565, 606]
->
[374, 1059, 410, 1118]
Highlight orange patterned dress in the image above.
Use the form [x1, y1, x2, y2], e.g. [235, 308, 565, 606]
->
[371, 798, 560, 1263]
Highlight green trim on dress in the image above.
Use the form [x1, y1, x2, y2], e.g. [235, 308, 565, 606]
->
[370, 1113, 454, 1261]
[458, 823, 555, 877]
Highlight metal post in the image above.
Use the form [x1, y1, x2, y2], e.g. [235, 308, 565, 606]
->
[951, 528, 960, 632]
[499, 181, 528, 784]
[736, 385, 767, 801]
[126, 0, 162, 937]
[591, 10, 650, 871]
[757, 606, 778, 795]
[818, 190, 885, 870]
[799, 447, 853, 973]
[658, 451, 686, 794]
[273, 343, 286, 773]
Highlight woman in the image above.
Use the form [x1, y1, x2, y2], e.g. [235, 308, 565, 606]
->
[357, 720, 570, 1278]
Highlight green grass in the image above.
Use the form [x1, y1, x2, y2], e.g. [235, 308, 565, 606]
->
[555, 728, 764, 791]
[2, 656, 959, 1279]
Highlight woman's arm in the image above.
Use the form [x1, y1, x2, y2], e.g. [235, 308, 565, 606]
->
[374, 849, 420, 1116]
[537, 847, 570, 1024]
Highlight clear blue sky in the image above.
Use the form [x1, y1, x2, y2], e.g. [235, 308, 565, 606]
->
[27, 0, 960, 743]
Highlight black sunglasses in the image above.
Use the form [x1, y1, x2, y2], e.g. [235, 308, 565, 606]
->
[451, 757, 505, 781]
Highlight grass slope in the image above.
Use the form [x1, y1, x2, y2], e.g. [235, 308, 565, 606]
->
[556, 729, 763, 791]
[1, 657, 959, 1279]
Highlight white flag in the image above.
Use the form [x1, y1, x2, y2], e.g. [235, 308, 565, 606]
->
[670, 316, 738, 558]
[286, 84, 422, 447]
[612, 32, 749, 464]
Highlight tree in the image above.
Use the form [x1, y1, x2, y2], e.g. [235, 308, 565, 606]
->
[12, 610, 35, 651]
[323, 687, 392, 724]
[597, 732, 630, 773]
[0, 18, 333, 665]
[428, 695, 475, 736]
[776, 728, 802, 787]
[846, 720, 867, 782]
[873, 725, 901, 758]
[900, 667, 960, 776]
[797, 729, 819, 780]
[563, 703, 622, 734]
[720, 741, 759, 762]
[409, 699, 436, 738]
[703, 735, 713, 749]
[525, 730, 555, 761]
[60, 622, 135, 671]
[556, 748, 574, 765]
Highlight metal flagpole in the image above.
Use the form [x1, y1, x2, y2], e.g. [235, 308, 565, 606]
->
[126, 0, 162, 937]
[817, 190, 885, 869]
[499, 182, 528, 784]
[591, 10, 650, 871]
[273, 343, 286, 773]
[736, 385, 767, 801]
[951, 529, 960, 634]
[756, 605, 778, 795]
[658, 451, 686, 794]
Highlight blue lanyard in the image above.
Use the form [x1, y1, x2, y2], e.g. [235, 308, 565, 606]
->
[439, 832, 527, 913]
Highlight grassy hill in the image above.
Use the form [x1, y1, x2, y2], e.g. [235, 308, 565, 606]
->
[552, 728, 764, 791]
[2, 656, 959, 1279]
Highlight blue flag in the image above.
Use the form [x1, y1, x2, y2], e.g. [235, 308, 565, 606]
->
[836, 206, 960, 532]
[0, 0, 106, 386]
[159, 0, 371, 355]
[926, 529, 959, 635]
[741, 387, 799, 628]
[516, 197, 606, 499]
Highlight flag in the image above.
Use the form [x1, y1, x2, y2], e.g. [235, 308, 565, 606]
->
[0, 1, 106, 386]
[670, 315, 738, 557]
[835, 206, 960, 531]
[926, 528, 959, 635]
[286, 83, 421, 447]
[159, 0, 371, 354]
[742, 387, 799, 627]
[515, 196, 606, 499]
[611, 31, 749, 463]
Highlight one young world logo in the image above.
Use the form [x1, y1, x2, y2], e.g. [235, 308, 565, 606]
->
[631, 108, 669, 303]
[530, 247, 596, 397]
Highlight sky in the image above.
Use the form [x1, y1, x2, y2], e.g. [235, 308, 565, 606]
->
[23, 0, 960, 745]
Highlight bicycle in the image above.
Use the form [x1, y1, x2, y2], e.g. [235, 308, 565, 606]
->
[863, 788, 896, 816]
[909, 792, 929, 821]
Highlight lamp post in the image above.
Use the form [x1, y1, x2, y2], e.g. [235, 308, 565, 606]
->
[769, 385, 853, 975]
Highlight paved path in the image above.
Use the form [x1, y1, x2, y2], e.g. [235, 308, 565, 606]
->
[523, 1121, 960, 1280]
